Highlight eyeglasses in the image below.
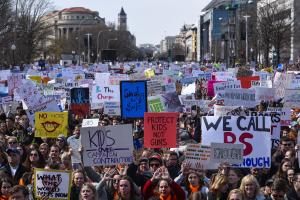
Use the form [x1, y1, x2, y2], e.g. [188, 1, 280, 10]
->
[30, 153, 38, 157]
[8, 141, 17, 144]
[150, 163, 160, 167]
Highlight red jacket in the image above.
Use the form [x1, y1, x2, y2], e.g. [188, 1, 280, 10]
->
[142, 179, 186, 200]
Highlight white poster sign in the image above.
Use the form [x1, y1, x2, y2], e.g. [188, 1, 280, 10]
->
[214, 105, 240, 116]
[284, 89, 300, 108]
[91, 85, 120, 104]
[201, 116, 271, 168]
[104, 102, 121, 116]
[82, 119, 99, 127]
[81, 124, 134, 166]
[210, 143, 243, 164]
[224, 88, 256, 107]
[255, 87, 276, 102]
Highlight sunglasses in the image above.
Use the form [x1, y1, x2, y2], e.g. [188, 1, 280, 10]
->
[30, 153, 38, 157]
[150, 163, 160, 167]
[8, 141, 17, 144]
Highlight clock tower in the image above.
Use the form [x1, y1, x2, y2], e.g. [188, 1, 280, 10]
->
[118, 7, 127, 31]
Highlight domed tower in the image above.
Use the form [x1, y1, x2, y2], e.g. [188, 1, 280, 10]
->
[118, 7, 127, 31]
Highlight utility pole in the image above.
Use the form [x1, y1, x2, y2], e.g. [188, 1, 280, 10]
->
[85, 33, 92, 64]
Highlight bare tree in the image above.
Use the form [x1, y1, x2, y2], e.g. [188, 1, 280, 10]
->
[15, 0, 53, 63]
[257, 0, 293, 67]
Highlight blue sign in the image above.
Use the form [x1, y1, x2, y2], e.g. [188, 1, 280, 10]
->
[120, 81, 147, 118]
[71, 88, 90, 104]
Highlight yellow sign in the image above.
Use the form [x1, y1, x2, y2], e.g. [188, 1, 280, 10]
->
[29, 75, 42, 83]
[35, 112, 68, 138]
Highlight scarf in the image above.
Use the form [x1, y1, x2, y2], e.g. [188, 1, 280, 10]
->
[159, 194, 172, 200]
[189, 184, 200, 193]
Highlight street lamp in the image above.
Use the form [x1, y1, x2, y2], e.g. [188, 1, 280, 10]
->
[85, 33, 92, 64]
[243, 15, 251, 64]
[250, 48, 254, 62]
[11, 44, 16, 66]
[96, 29, 112, 62]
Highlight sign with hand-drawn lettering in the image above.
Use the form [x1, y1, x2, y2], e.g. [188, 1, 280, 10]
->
[148, 95, 165, 112]
[80, 124, 134, 166]
[185, 144, 217, 170]
[82, 119, 99, 127]
[201, 116, 271, 168]
[120, 81, 147, 118]
[7, 73, 23, 96]
[35, 112, 68, 138]
[144, 112, 178, 148]
[70, 88, 90, 117]
[34, 168, 71, 200]
[210, 143, 243, 164]
[91, 85, 120, 104]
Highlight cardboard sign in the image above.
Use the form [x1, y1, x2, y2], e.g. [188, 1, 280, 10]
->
[34, 169, 71, 200]
[148, 95, 165, 112]
[104, 102, 121, 116]
[91, 85, 120, 104]
[82, 119, 99, 127]
[35, 112, 68, 138]
[210, 143, 243, 164]
[185, 144, 217, 169]
[81, 124, 134, 166]
[201, 116, 271, 168]
[120, 81, 147, 118]
[214, 105, 240, 116]
[284, 89, 300, 108]
[144, 112, 178, 148]
[224, 88, 256, 107]
[161, 92, 183, 112]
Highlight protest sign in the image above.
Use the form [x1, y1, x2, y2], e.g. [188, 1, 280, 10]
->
[91, 85, 120, 104]
[0, 70, 11, 80]
[267, 107, 291, 126]
[284, 89, 300, 108]
[147, 80, 163, 96]
[249, 111, 281, 148]
[81, 124, 134, 166]
[207, 80, 223, 97]
[185, 144, 217, 169]
[148, 95, 165, 112]
[104, 102, 121, 116]
[35, 112, 68, 138]
[34, 168, 71, 200]
[214, 105, 240, 116]
[7, 74, 23, 96]
[109, 74, 129, 85]
[273, 72, 287, 98]
[255, 87, 276, 102]
[201, 116, 272, 168]
[210, 143, 243, 164]
[26, 99, 61, 126]
[238, 76, 260, 89]
[120, 81, 147, 118]
[144, 112, 178, 148]
[82, 119, 99, 127]
[161, 92, 183, 112]
[94, 73, 110, 85]
[224, 88, 256, 107]
[162, 83, 176, 93]
[70, 88, 90, 117]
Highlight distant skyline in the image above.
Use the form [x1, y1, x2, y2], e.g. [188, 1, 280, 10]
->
[52, 0, 211, 46]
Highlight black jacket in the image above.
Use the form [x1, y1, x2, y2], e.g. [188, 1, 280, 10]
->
[1, 164, 28, 185]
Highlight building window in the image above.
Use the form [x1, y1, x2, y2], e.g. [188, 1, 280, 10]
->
[82, 16, 85, 19]
[77, 16, 79, 19]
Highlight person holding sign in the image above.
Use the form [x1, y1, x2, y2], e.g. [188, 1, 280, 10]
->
[142, 166, 186, 200]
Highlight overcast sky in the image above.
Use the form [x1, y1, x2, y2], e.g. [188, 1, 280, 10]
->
[52, 0, 211, 46]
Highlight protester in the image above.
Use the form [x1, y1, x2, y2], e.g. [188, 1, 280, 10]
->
[0, 178, 13, 200]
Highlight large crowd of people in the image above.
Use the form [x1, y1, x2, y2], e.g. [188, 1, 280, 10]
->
[0, 62, 300, 200]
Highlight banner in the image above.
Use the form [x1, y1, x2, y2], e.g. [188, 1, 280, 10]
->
[210, 143, 243, 164]
[185, 144, 217, 169]
[104, 102, 121, 116]
[91, 85, 120, 104]
[224, 88, 256, 107]
[201, 116, 271, 168]
[148, 95, 165, 112]
[284, 89, 300, 108]
[120, 81, 147, 118]
[144, 112, 178, 148]
[82, 119, 99, 127]
[35, 112, 68, 138]
[81, 124, 134, 166]
[70, 88, 90, 117]
[34, 168, 71, 200]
